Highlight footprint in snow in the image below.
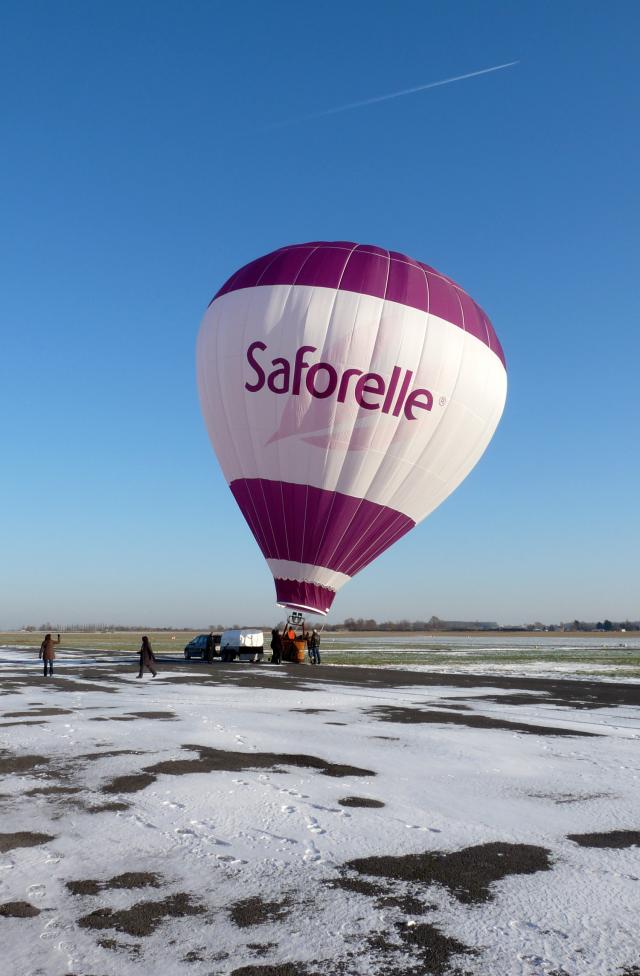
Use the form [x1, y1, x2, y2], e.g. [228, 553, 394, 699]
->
[306, 817, 326, 835]
[511, 920, 568, 939]
[232, 779, 249, 786]
[281, 805, 296, 814]
[132, 815, 158, 830]
[27, 884, 47, 899]
[176, 828, 198, 837]
[39, 918, 62, 941]
[162, 800, 185, 810]
[56, 939, 76, 958]
[517, 953, 551, 967]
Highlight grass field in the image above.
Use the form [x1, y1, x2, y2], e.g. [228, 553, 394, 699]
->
[2, 630, 639, 677]
[0, 630, 203, 656]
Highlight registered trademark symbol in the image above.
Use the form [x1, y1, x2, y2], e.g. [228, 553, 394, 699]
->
[439, 396, 446, 407]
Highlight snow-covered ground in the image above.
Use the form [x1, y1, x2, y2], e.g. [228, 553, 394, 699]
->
[0, 648, 638, 976]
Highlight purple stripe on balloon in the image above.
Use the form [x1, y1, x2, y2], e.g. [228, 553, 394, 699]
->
[274, 578, 336, 614]
[423, 269, 462, 327]
[296, 244, 356, 289]
[256, 245, 317, 288]
[229, 478, 415, 579]
[213, 241, 506, 368]
[339, 248, 389, 300]
[385, 258, 429, 312]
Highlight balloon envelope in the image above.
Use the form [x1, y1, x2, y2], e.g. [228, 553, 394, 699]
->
[197, 241, 507, 615]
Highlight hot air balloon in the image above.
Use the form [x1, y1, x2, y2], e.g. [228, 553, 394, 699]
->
[197, 242, 506, 616]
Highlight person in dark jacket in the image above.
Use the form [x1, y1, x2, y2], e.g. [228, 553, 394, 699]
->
[137, 635, 157, 678]
[270, 627, 282, 664]
[39, 633, 60, 677]
[205, 633, 214, 663]
[308, 628, 321, 665]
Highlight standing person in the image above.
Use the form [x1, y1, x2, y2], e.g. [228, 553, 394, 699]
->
[270, 627, 282, 664]
[308, 628, 321, 665]
[205, 633, 214, 663]
[284, 622, 296, 665]
[137, 635, 157, 678]
[39, 633, 60, 677]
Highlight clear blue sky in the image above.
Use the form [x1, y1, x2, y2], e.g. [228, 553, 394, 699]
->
[2, 1, 638, 628]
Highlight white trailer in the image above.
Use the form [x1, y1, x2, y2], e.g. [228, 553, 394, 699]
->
[219, 629, 264, 663]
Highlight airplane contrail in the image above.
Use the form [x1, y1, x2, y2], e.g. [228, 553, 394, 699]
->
[265, 60, 519, 129]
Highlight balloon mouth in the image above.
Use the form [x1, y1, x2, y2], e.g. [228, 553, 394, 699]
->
[274, 578, 336, 616]
[277, 601, 328, 617]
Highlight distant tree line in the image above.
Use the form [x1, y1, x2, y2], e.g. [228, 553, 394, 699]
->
[23, 624, 198, 633]
[565, 619, 639, 632]
[321, 616, 640, 632]
[20, 617, 639, 634]
[325, 616, 499, 632]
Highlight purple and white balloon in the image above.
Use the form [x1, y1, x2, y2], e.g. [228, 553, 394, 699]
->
[197, 241, 507, 615]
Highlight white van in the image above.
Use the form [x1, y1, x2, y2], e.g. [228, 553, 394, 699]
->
[219, 629, 264, 663]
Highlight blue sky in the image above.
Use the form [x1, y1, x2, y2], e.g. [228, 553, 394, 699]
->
[2, 1, 638, 627]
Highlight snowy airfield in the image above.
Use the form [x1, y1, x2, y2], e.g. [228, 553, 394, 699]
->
[1, 644, 639, 976]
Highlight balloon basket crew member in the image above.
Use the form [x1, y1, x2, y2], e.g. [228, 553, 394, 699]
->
[308, 629, 321, 665]
[281, 623, 306, 664]
[137, 636, 157, 679]
[39, 633, 61, 677]
[270, 627, 283, 665]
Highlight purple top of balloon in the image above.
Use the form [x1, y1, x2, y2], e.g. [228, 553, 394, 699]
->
[213, 241, 506, 368]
